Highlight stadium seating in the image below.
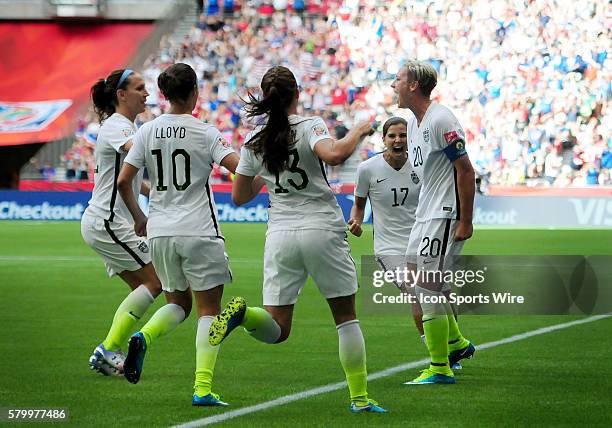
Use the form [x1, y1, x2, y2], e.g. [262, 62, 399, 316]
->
[60, 0, 611, 187]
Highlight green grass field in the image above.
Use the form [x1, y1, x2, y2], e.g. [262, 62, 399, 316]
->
[1, 222, 611, 427]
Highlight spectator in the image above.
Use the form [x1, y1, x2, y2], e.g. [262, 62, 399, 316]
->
[40, 162, 55, 181]
[58, 1, 611, 188]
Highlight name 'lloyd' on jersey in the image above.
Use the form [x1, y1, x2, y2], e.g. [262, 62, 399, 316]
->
[155, 126, 187, 139]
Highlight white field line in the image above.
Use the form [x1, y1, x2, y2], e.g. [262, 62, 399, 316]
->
[172, 314, 611, 428]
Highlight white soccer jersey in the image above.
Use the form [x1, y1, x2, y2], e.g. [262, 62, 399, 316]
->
[407, 103, 468, 222]
[236, 115, 345, 233]
[354, 153, 420, 255]
[124, 114, 235, 239]
[85, 113, 143, 222]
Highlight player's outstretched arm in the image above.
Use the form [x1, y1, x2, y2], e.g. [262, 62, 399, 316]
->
[232, 173, 265, 206]
[454, 155, 475, 241]
[348, 196, 367, 237]
[117, 162, 147, 236]
[313, 121, 375, 166]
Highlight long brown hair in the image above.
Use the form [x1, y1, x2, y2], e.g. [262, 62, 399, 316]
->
[244, 66, 298, 176]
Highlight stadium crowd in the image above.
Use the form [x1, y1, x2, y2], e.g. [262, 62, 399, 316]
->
[55, 0, 611, 188]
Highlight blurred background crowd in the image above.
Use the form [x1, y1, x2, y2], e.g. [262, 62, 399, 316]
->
[51, 0, 611, 188]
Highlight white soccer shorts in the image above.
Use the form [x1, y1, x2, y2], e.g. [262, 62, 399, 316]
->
[81, 211, 151, 277]
[262, 229, 358, 306]
[407, 218, 465, 272]
[149, 236, 231, 293]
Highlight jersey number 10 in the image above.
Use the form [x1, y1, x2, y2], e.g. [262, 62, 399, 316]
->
[151, 149, 191, 191]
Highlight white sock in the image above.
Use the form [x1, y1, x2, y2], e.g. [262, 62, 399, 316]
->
[140, 303, 186, 346]
[337, 319, 368, 403]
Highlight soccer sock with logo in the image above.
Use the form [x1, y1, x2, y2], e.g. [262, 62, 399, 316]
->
[140, 303, 186, 347]
[194, 316, 219, 397]
[337, 320, 368, 405]
[241, 307, 281, 344]
[444, 301, 469, 352]
[102, 284, 154, 351]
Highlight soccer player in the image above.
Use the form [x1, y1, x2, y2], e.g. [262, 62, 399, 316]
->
[117, 63, 239, 406]
[82, 69, 163, 376]
[391, 60, 476, 384]
[348, 117, 464, 370]
[347, 117, 421, 324]
[208, 66, 386, 414]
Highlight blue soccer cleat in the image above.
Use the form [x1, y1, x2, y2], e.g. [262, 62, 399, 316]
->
[449, 342, 475, 367]
[192, 392, 229, 407]
[349, 399, 387, 413]
[88, 343, 125, 376]
[209, 297, 247, 346]
[404, 368, 456, 385]
[123, 332, 147, 384]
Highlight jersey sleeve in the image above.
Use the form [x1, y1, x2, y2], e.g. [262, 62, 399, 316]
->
[235, 145, 257, 177]
[124, 127, 146, 169]
[354, 162, 370, 198]
[209, 128, 236, 165]
[307, 117, 332, 150]
[432, 111, 467, 162]
[107, 124, 135, 153]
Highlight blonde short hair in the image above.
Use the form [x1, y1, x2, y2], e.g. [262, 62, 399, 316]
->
[404, 60, 437, 96]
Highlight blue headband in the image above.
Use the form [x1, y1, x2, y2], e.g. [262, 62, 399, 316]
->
[116, 69, 134, 90]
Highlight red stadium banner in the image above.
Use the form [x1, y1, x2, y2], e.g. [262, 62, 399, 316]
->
[0, 22, 154, 147]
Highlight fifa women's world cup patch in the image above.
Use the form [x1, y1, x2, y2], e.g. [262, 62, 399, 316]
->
[216, 136, 231, 148]
[312, 124, 328, 136]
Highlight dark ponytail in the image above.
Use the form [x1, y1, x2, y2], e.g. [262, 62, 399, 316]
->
[245, 66, 298, 176]
[90, 69, 133, 123]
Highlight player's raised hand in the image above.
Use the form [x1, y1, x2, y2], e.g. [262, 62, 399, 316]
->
[347, 219, 363, 237]
[134, 215, 148, 237]
[454, 221, 473, 241]
[355, 120, 376, 137]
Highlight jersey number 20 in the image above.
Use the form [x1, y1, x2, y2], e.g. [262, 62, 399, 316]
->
[151, 149, 191, 191]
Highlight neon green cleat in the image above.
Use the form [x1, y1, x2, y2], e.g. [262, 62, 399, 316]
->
[209, 297, 247, 346]
[404, 368, 455, 385]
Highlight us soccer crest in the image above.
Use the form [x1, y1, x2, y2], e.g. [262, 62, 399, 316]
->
[422, 129, 430, 143]
[411, 171, 420, 184]
[137, 241, 149, 253]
